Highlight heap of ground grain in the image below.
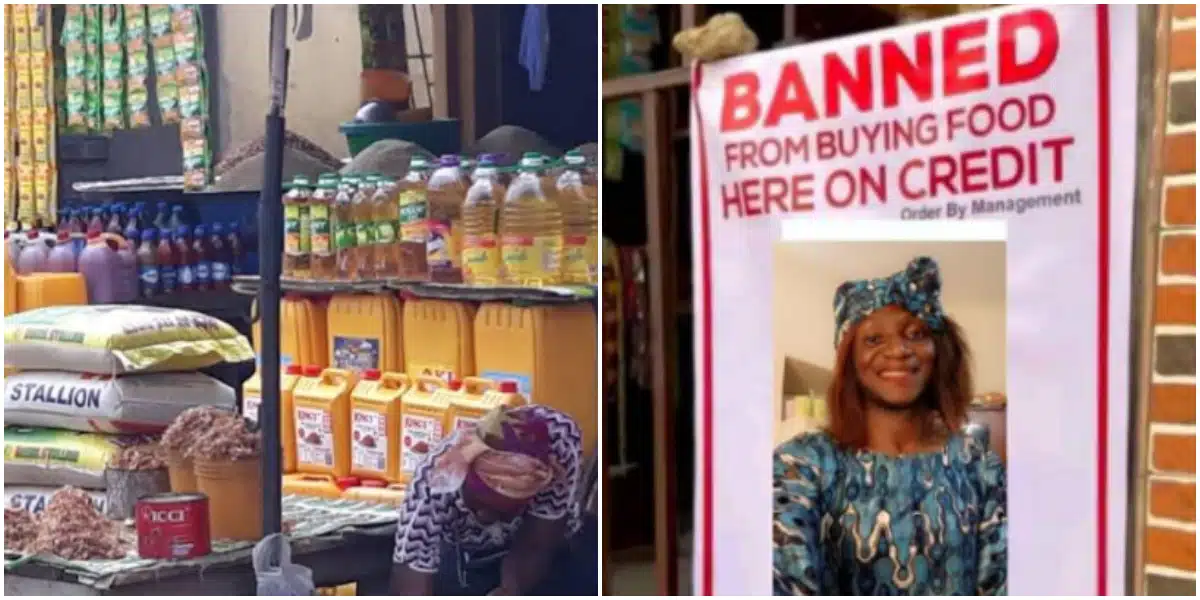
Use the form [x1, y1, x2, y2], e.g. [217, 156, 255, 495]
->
[341, 139, 435, 179]
[209, 130, 345, 192]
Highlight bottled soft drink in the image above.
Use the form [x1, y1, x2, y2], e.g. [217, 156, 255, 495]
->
[175, 225, 196, 291]
[227, 221, 243, 276]
[124, 209, 142, 242]
[66, 208, 85, 233]
[57, 209, 70, 231]
[353, 174, 378, 279]
[333, 176, 358, 280]
[556, 150, 599, 284]
[115, 236, 139, 301]
[283, 175, 312, 279]
[210, 223, 231, 290]
[192, 225, 211, 290]
[168, 205, 188, 231]
[87, 208, 105, 236]
[106, 204, 125, 235]
[461, 154, 504, 285]
[372, 175, 400, 278]
[137, 230, 159, 298]
[500, 153, 563, 286]
[426, 155, 468, 282]
[309, 174, 338, 280]
[153, 201, 170, 229]
[158, 228, 177, 294]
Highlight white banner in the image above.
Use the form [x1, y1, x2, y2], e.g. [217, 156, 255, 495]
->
[689, 5, 1137, 596]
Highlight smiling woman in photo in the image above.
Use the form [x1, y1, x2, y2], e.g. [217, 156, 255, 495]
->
[772, 257, 1007, 596]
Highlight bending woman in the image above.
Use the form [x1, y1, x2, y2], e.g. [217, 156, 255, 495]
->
[773, 257, 1007, 596]
[390, 404, 590, 595]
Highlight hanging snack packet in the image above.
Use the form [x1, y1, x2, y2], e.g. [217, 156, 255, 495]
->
[61, 6, 88, 132]
[83, 5, 103, 132]
[101, 5, 126, 131]
[181, 134, 210, 191]
[124, 5, 151, 127]
[153, 34, 180, 123]
[148, 4, 172, 38]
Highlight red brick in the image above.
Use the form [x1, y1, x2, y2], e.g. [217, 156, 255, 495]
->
[1164, 132, 1197, 176]
[1145, 527, 1197, 571]
[1150, 480, 1196, 522]
[1156, 285, 1197, 325]
[1152, 433, 1197, 474]
[1171, 28, 1196, 71]
[1164, 185, 1196, 227]
[1151, 384, 1198, 425]
[1161, 234, 1197, 276]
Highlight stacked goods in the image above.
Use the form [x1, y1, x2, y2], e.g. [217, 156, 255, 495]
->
[161, 405, 264, 540]
[3, 486, 130, 560]
[8, 4, 57, 228]
[124, 5, 151, 127]
[3, 305, 251, 507]
[100, 5, 126, 130]
[171, 5, 211, 190]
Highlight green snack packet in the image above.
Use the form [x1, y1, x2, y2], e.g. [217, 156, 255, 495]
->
[153, 35, 175, 75]
[148, 4, 172, 37]
[127, 86, 150, 127]
[102, 87, 126, 130]
[156, 74, 180, 123]
[124, 5, 147, 49]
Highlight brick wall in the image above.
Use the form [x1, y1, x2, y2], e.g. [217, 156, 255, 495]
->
[1144, 5, 1197, 596]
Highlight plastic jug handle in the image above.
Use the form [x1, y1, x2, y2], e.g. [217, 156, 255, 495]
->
[321, 368, 353, 385]
[416, 375, 445, 391]
[380, 372, 410, 390]
[461, 376, 495, 394]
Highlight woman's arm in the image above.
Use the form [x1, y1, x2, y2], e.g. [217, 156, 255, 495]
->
[494, 409, 583, 594]
[975, 449, 1008, 596]
[389, 564, 434, 596]
[390, 440, 452, 595]
[773, 440, 827, 596]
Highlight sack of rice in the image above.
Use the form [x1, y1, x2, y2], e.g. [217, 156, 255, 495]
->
[5, 485, 107, 515]
[5, 305, 254, 374]
[5, 371, 236, 434]
[3, 427, 150, 489]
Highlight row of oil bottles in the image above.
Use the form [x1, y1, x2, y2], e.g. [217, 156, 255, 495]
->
[282, 150, 598, 286]
[245, 365, 526, 506]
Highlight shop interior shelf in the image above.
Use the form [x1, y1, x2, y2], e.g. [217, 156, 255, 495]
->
[231, 275, 596, 307]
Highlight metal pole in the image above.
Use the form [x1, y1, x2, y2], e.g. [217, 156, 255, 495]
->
[258, 3, 290, 537]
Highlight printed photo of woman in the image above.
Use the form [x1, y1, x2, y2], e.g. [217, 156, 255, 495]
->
[772, 255, 1007, 595]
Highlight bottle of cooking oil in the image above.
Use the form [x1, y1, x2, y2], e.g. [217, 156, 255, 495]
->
[461, 154, 504, 286]
[426, 155, 469, 283]
[283, 175, 312, 279]
[500, 152, 562, 286]
[310, 174, 338, 281]
[354, 175, 378, 280]
[373, 175, 400, 278]
[557, 150, 599, 284]
[334, 175, 359, 280]
[397, 157, 432, 280]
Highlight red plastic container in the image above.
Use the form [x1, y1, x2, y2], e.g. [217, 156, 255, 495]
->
[135, 493, 213, 559]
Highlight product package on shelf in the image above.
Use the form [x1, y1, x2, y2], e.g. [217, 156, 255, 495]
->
[124, 5, 151, 127]
[60, 5, 89, 133]
[149, 4, 179, 124]
[83, 5, 103, 132]
[172, 4, 209, 190]
[100, 4, 126, 131]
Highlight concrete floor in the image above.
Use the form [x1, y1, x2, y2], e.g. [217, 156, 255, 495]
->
[608, 533, 694, 596]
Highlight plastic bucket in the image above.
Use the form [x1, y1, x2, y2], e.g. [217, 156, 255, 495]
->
[167, 450, 197, 493]
[195, 456, 263, 541]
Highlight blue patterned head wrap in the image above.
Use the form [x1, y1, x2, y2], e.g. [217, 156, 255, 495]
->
[833, 256, 946, 348]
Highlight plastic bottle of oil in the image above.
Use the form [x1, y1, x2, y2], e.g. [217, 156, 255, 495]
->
[373, 176, 400, 278]
[310, 175, 338, 280]
[397, 157, 431, 280]
[556, 150, 599, 284]
[461, 154, 504, 286]
[283, 175, 312, 279]
[333, 175, 358, 280]
[354, 175, 378, 280]
[500, 152, 562, 286]
[426, 155, 469, 283]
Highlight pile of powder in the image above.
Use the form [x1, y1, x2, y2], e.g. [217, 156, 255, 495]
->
[191, 416, 262, 462]
[29, 487, 126, 560]
[4, 507, 38, 553]
[210, 130, 345, 192]
[161, 406, 240, 457]
[341, 139, 435, 179]
[107, 442, 168, 470]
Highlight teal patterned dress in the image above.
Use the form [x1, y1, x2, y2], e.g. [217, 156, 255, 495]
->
[773, 429, 1007, 596]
